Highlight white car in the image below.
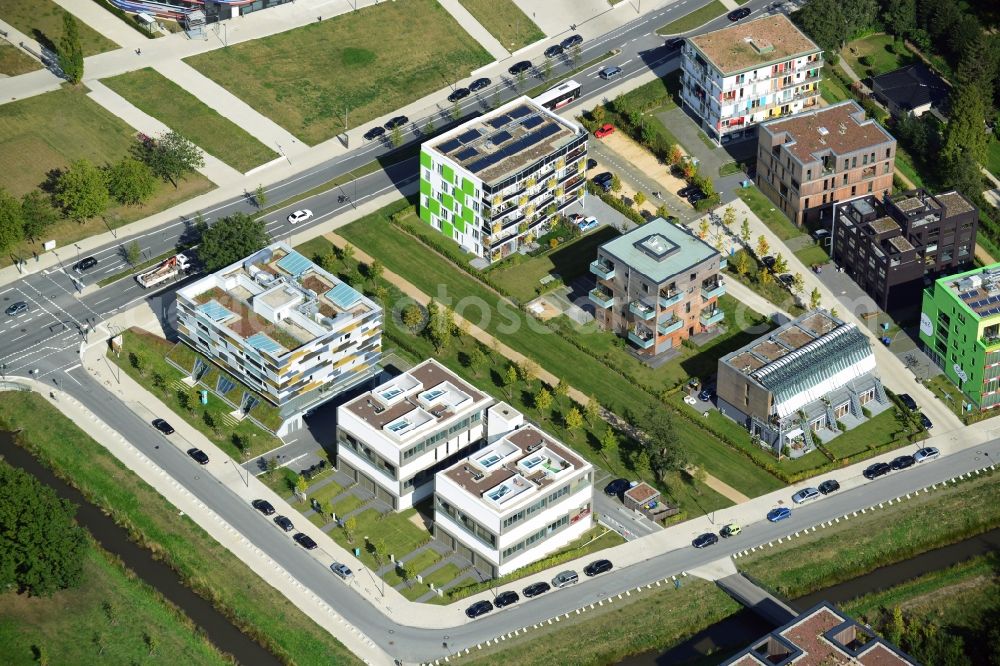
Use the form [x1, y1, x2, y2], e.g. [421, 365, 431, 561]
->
[287, 209, 313, 224]
[791, 487, 820, 504]
[578, 216, 599, 232]
[913, 446, 940, 463]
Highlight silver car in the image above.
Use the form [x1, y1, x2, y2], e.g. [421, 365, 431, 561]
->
[330, 562, 353, 580]
[551, 570, 579, 588]
[791, 487, 820, 504]
[913, 446, 940, 463]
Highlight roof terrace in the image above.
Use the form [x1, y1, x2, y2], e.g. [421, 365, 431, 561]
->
[722, 309, 843, 376]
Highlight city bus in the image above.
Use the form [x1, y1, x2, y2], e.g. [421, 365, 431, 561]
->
[532, 80, 582, 110]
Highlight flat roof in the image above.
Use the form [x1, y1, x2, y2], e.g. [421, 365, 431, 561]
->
[935, 191, 975, 216]
[598, 217, 719, 284]
[762, 101, 895, 165]
[722, 309, 841, 374]
[688, 14, 820, 75]
[426, 96, 581, 184]
[942, 264, 1000, 319]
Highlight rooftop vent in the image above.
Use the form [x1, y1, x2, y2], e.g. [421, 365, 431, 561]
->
[818, 126, 829, 136]
[745, 36, 774, 55]
[472, 472, 485, 481]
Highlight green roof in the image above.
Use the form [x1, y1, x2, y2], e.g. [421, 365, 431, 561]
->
[598, 218, 719, 284]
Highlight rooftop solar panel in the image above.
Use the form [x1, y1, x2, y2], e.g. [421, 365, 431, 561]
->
[438, 139, 462, 153]
[492, 130, 512, 144]
[276, 251, 313, 277]
[326, 282, 363, 310]
[458, 129, 481, 143]
[509, 105, 532, 119]
[455, 147, 478, 161]
[521, 115, 544, 129]
[197, 300, 234, 323]
[487, 115, 511, 129]
[246, 333, 286, 356]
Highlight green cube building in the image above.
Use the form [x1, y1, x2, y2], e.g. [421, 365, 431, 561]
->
[919, 264, 1000, 411]
[419, 96, 588, 264]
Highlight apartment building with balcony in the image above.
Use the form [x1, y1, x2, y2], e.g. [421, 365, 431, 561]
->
[756, 100, 896, 226]
[335, 359, 493, 510]
[832, 189, 978, 312]
[419, 96, 588, 265]
[175, 242, 382, 437]
[679, 14, 822, 144]
[433, 403, 593, 577]
[589, 217, 725, 357]
[919, 264, 1000, 412]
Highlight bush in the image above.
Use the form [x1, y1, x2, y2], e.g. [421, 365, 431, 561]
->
[836, 420, 848, 433]
[858, 55, 873, 67]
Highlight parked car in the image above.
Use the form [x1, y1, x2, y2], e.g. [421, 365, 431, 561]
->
[687, 191, 707, 203]
[186, 448, 209, 465]
[384, 115, 409, 129]
[152, 418, 174, 435]
[494, 590, 519, 607]
[698, 388, 713, 402]
[544, 45, 564, 58]
[767, 507, 792, 522]
[508, 60, 532, 75]
[578, 216, 599, 232]
[273, 515, 294, 532]
[594, 172, 614, 192]
[561, 34, 583, 49]
[584, 559, 612, 576]
[791, 487, 821, 504]
[604, 478, 631, 496]
[665, 37, 684, 50]
[287, 209, 313, 224]
[863, 462, 892, 480]
[465, 600, 493, 618]
[890, 455, 916, 470]
[330, 562, 353, 580]
[594, 123, 615, 139]
[693, 532, 719, 548]
[914, 446, 940, 463]
[818, 479, 841, 495]
[469, 77, 491, 92]
[551, 570, 579, 588]
[599, 66, 623, 80]
[897, 393, 918, 411]
[778, 273, 795, 286]
[761, 255, 776, 269]
[74, 256, 98, 272]
[728, 7, 752, 21]
[920, 414, 934, 429]
[522, 581, 551, 597]
[363, 126, 386, 141]
[251, 499, 276, 516]
[293, 532, 318, 550]
[448, 87, 470, 103]
[720, 523, 741, 538]
[5, 301, 27, 316]
[586, 158, 598, 170]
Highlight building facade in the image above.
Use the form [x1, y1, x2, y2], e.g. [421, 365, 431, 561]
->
[589, 217, 726, 356]
[433, 403, 594, 577]
[756, 100, 896, 226]
[919, 264, 1000, 412]
[419, 96, 588, 264]
[175, 242, 382, 436]
[832, 189, 978, 311]
[717, 310, 889, 455]
[335, 359, 493, 510]
[680, 14, 822, 144]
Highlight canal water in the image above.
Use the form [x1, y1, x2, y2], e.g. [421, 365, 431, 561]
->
[1, 431, 281, 666]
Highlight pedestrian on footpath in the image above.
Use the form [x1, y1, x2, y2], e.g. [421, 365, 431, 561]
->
[135, 48, 141, 55]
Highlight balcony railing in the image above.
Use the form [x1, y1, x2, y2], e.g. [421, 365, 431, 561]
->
[720, 257, 728, 270]
[657, 316, 683, 336]
[701, 279, 726, 301]
[629, 300, 656, 320]
[590, 259, 616, 280]
[628, 327, 655, 349]
[658, 289, 683, 308]
[700, 308, 724, 326]
[589, 288, 614, 309]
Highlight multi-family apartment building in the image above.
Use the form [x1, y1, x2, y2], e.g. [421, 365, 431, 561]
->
[335, 359, 493, 510]
[919, 264, 1000, 412]
[680, 14, 822, 144]
[832, 189, 978, 311]
[175, 242, 382, 437]
[433, 403, 593, 577]
[419, 96, 588, 264]
[717, 309, 890, 456]
[756, 100, 896, 226]
[589, 217, 726, 356]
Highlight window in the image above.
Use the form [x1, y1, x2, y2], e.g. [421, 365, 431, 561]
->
[851, 157, 857, 168]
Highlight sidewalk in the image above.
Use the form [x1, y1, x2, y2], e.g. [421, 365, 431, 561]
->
[51, 0, 141, 49]
[436, 0, 510, 60]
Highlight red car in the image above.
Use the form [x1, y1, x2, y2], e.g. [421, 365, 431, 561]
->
[595, 123, 615, 139]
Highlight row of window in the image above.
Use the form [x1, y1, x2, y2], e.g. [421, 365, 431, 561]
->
[401, 412, 482, 460]
[436, 498, 497, 547]
[501, 514, 570, 561]
[338, 431, 397, 480]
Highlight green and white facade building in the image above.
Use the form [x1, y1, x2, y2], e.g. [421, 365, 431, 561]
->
[919, 264, 1000, 412]
[419, 96, 588, 264]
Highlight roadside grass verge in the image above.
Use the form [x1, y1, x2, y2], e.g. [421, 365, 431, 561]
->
[792, 243, 829, 268]
[656, 1, 727, 35]
[102, 68, 278, 172]
[0, 42, 41, 75]
[524, 50, 620, 100]
[97, 248, 177, 288]
[457, 0, 544, 52]
[923, 374, 967, 419]
[0, 391, 361, 665]
[725, 249, 805, 316]
[739, 470, 1000, 598]
[735, 186, 805, 241]
[4, 0, 119, 55]
[185, 0, 492, 144]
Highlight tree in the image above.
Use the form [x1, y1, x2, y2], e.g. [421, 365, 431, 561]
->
[20, 191, 58, 242]
[390, 123, 403, 147]
[502, 364, 519, 399]
[634, 191, 646, 207]
[518, 359, 538, 387]
[372, 285, 389, 305]
[397, 562, 413, 588]
[367, 258, 383, 285]
[791, 272, 805, 296]
[635, 406, 684, 483]
[340, 242, 356, 266]
[343, 515, 357, 543]
[739, 218, 751, 245]
[755, 234, 769, 258]
[469, 346, 488, 377]
[610, 174, 622, 193]
[151, 371, 167, 395]
[57, 11, 83, 84]
[402, 304, 423, 332]
[231, 433, 248, 457]
[534, 387, 552, 415]
[564, 406, 583, 438]
[176, 389, 191, 413]
[667, 144, 684, 167]
[255, 184, 267, 209]
[0, 461, 87, 596]
[542, 58, 552, 81]
[56, 159, 109, 221]
[882, 0, 916, 39]
[203, 410, 219, 436]
[0, 188, 24, 256]
[134, 131, 204, 187]
[721, 205, 737, 231]
[809, 287, 822, 310]
[760, 268, 774, 287]
[734, 250, 750, 277]
[423, 118, 436, 136]
[572, 43, 582, 66]
[266, 456, 278, 477]
[942, 84, 989, 167]
[516, 67, 526, 89]
[656, 204, 670, 220]
[598, 427, 617, 468]
[197, 212, 270, 272]
[698, 218, 709, 239]
[553, 379, 569, 406]
[591, 105, 606, 125]
[125, 240, 141, 266]
[773, 253, 788, 275]
[294, 474, 308, 496]
[450, 98, 462, 122]
[584, 395, 600, 426]
[105, 157, 156, 207]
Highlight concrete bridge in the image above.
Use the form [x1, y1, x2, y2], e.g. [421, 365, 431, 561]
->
[716, 573, 798, 626]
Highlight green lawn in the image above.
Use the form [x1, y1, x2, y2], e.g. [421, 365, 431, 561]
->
[793, 243, 829, 267]
[821, 407, 910, 460]
[893, 144, 926, 189]
[0, 42, 40, 75]
[841, 33, 915, 79]
[0, 392, 360, 665]
[986, 136, 1000, 180]
[457, 0, 544, 52]
[3, 0, 119, 56]
[185, 0, 491, 145]
[102, 68, 278, 173]
[736, 186, 805, 241]
[324, 506, 433, 574]
[820, 75, 852, 104]
[924, 373, 969, 418]
[656, 0, 727, 34]
[725, 250, 804, 315]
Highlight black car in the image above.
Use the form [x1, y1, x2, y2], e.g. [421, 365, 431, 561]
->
[384, 115, 409, 130]
[561, 34, 583, 49]
[920, 414, 933, 429]
[692, 532, 719, 548]
[465, 600, 494, 618]
[584, 559, 613, 576]
[363, 126, 386, 141]
[5, 301, 27, 316]
[494, 590, 519, 607]
[522, 581, 551, 597]
[818, 479, 840, 495]
[469, 77, 491, 92]
[890, 455, 916, 470]
[152, 418, 174, 435]
[728, 8, 752, 21]
[594, 172, 614, 191]
[508, 60, 532, 75]
[863, 462, 892, 480]
[251, 499, 275, 516]
[544, 45, 563, 58]
[293, 533, 318, 550]
[778, 273, 795, 286]
[677, 185, 699, 197]
[604, 478, 631, 496]
[274, 515, 294, 532]
[186, 448, 209, 465]
[665, 37, 684, 50]
[897, 393, 918, 411]
[448, 87, 471, 102]
[586, 158, 598, 170]
[687, 191, 707, 203]
[75, 256, 98, 272]
[761, 255, 776, 269]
